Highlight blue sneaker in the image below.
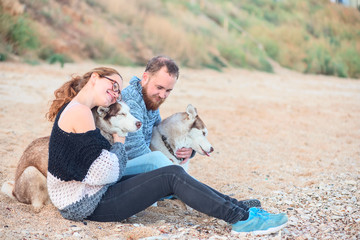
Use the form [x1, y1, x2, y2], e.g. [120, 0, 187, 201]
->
[249, 207, 288, 222]
[232, 207, 288, 235]
[159, 195, 176, 201]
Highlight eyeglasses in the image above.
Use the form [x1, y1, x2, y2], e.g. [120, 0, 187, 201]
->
[103, 76, 122, 101]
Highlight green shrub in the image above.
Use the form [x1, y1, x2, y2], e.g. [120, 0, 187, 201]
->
[259, 56, 273, 73]
[6, 17, 39, 54]
[340, 47, 360, 78]
[263, 39, 280, 61]
[218, 43, 247, 67]
[48, 54, 72, 68]
[305, 44, 333, 75]
[264, 11, 280, 25]
[332, 60, 348, 78]
[241, 4, 263, 18]
[0, 53, 6, 61]
[304, 43, 353, 78]
[184, 1, 202, 15]
[38, 46, 56, 60]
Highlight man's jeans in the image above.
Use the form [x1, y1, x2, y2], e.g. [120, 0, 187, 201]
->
[123, 151, 173, 176]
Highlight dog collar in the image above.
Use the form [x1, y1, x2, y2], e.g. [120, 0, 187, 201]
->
[161, 135, 184, 162]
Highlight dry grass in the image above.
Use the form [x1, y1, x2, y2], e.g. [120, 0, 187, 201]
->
[0, 0, 359, 77]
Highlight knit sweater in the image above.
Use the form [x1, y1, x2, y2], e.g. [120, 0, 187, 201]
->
[47, 103, 128, 221]
[122, 76, 161, 159]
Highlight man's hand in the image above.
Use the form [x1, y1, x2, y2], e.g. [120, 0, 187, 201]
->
[176, 147, 193, 165]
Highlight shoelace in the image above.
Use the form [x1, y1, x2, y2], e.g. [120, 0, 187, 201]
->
[250, 208, 271, 220]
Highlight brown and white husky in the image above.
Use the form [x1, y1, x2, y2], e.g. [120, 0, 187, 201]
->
[1, 101, 141, 212]
[150, 104, 214, 171]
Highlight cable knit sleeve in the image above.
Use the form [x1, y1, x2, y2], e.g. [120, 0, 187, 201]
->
[109, 142, 127, 181]
[82, 143, 127, 185]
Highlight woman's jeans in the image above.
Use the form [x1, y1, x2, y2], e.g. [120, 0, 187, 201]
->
[123, 151, 173, 175]
[87, 165, 247, 224]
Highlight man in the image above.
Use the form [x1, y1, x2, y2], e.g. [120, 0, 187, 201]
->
[121, 56, 262, 209]
[122, 55, 193, 175]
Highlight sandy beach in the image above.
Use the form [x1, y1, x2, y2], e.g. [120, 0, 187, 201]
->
[0, 62, 359, 239]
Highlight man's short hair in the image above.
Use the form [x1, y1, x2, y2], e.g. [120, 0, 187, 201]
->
[145, 55, 179, 80]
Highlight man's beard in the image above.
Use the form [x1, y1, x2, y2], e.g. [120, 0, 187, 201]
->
[142, 86, 165, 111]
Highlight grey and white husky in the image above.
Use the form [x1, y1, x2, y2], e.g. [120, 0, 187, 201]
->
[150, 104, 214, 171]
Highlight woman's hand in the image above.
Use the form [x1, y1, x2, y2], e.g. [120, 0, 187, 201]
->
[113, 133, 125, 144]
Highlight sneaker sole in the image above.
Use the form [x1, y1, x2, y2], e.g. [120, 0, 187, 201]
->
[231, 222, 287, 236]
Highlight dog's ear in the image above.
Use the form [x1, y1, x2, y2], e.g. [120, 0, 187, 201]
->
[107, 102, 121, 118]
[97, 107, 110, 117]
[186, 104, 198, 119]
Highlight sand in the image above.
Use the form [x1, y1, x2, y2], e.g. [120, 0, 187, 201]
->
[0, 62, 359, 239]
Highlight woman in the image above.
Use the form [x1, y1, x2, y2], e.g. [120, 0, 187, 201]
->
[46, 67, 288, 235]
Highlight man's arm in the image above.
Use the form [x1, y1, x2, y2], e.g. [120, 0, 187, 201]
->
[154, 113, 161, 126]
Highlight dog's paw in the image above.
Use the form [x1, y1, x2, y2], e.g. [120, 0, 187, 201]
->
[1, 181, 15, 199]
[32, 200, 46, 213]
